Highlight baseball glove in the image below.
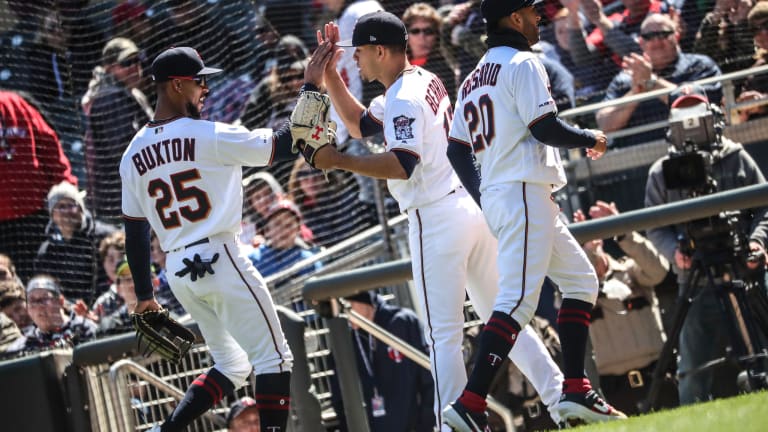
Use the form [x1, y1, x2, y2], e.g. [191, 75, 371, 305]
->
[290, 91, 336, 168]
[132, 309, 195, 363]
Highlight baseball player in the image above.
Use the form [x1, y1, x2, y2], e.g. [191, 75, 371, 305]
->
[442, 1, 626, 430]
[120, 47, 324, 432]
[305, 12, 565, 429]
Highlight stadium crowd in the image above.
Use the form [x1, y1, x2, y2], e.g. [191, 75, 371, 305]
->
[1, 0, 767, 430]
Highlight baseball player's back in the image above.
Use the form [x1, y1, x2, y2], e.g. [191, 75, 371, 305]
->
[120, 118, 273, 252]
[119, 46, 323, 432]
[452, 46, 567, 191]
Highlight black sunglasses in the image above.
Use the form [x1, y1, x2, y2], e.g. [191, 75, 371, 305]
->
[751, 21, 768, 34]
[119, 57, 140, 68]
[169, 75, 208, 87]
[408, 27, 436, 36]
[640, 30, 674, 41]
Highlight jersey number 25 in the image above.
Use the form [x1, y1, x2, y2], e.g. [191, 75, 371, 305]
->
[148, 168, 212, 229]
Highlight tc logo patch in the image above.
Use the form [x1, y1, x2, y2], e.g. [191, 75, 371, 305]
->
[393, 115, 415, 140]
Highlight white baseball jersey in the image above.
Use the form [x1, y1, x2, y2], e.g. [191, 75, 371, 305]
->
[449, 47, 568, 191]
[120, 118, 274, 251]
[332, 0, 383, 144]
[365, 67, 461, 211]
[365, 67, 564, 428]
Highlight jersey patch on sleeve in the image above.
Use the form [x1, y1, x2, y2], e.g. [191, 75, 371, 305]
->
[393, 115, 415, 141]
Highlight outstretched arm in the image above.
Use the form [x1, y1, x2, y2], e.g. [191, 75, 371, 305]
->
[305, 24, 367, 138]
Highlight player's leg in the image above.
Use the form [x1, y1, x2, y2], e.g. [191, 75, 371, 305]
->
[463, 195, 563, 422]
[159, 273, 247, 431]
[167, 241, 293, 431]
[444, 183, 553, 430]
[409, 205, 471, 430]
[212, 241, 294, 429]
[547, 215, 626, 423]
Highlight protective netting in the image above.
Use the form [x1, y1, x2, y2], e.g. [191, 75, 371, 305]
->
[1, 0, 768, 349]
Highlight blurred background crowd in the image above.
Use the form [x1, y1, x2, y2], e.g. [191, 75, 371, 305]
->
[1, 0, 768, 431]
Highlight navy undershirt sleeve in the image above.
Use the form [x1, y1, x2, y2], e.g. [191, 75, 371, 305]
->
[529, 113, 596, 149]
[393, 150, 418, 178]
[123, 217, 154, 301]
[447, 139, 482, 207]
[360, 111, 383, 137]
[272, 122, 296, 162]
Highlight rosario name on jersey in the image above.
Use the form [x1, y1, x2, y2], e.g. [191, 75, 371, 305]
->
[120, 118, 274, 252]
[366, 67, 461, 211]
[449, 47, 568, 191]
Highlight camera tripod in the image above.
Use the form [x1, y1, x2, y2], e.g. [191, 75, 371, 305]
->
[642, 248, 768, 412]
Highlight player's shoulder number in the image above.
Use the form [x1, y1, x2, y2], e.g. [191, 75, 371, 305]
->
[148, 168, 212, 229]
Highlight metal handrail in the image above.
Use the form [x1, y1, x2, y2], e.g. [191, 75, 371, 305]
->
[345, 308, 517, 431]
[559, 64, 768, 119]
[108, 359, 227, 431]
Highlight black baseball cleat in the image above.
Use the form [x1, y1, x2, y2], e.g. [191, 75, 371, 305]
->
[442, 400, 491, 432]
[557, 389, 627, 427]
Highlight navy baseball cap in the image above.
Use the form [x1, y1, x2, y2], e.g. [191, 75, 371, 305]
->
[337, 11, 408, 47]
[151, 47, 222, 82]
[481, 0, 543, 26]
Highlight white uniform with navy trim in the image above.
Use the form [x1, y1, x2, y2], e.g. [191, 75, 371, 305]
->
[120, 117, 292, 387]
[368, 67, 563, 428]
[449, 46, 598, 330]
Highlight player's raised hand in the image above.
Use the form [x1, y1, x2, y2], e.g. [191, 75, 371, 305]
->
[305, 40, 336, 87]
[586, 129, 607, 160]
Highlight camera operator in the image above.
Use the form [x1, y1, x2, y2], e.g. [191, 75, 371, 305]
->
[644, 83, 768, 405]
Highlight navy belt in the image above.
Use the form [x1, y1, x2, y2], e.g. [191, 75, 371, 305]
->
[184, 238, 210, 249]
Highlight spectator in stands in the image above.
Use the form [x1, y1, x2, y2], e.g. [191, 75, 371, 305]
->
[288, 159, 374, 248]
[55, 0, 108, 98]
[97, 230, 126, 297]
[0, 312, 22, 355]
[6, 274, 98, 353]
[0, 1, 50, 94]
[0, 90, 78, 282]
[574, 200, 675, 414]
[403, 3, 457, 101]
[331, 291, 435, 431]
[440, 1, 486, 87]
[93, 258, 143, 335]
[227, 396, 260, 432]
[735, 2, 768, 122]
[241, 171, 315, 248]
[82, 37, 153, 226]
[693, 0, 756, 73]
[645, 84, 768, 404]
[248, 199, 322, 281]
[596, 13, 722, 148]
[150, 231, 185, 317]
[566, 0, 672, 68]
[0, 279, 33, 334]
[33, 181, 99, 304]
[554, 5, 620, 103]
[0, 254, 22, 285]
[148, 0, 253, 77]
[241, 48, 308, 131]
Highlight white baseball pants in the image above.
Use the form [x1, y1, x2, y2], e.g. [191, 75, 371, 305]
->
[408, 189, 563, 429]
[481, 182, 599, 327]
[166, 233, 293, 388]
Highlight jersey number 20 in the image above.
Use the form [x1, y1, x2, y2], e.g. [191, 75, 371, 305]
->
[464, 94, 495, 152]
[148, 169, 212, 229]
